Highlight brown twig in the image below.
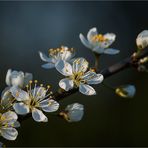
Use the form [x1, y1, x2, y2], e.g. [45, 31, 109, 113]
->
[19, 50, 148, 122]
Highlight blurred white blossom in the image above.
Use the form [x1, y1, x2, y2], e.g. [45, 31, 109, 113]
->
[0, 111, 19, 140]
[60, 103, 84, 122]
[136, 30, 148, 49]
[9, 81, 59, 122]
[115, 85, 136, 98]
[79, 27, 119, 55]
[56, 58, 104, 95]
[39, 46, 75, 69]
[6, 69, 33, 88]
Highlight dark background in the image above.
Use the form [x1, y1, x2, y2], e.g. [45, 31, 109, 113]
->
[0, 1, 148, 147]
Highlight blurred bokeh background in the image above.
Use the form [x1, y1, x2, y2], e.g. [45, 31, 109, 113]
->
[0, 1, 148, 147]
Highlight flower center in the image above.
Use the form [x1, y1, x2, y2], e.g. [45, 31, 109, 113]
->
[71, 72, 85, 87]
[25, 80, 52, 109]
[48, 46, 74, 57]
[91, 34, 108, 42]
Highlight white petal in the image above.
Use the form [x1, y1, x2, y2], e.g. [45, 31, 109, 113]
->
[39, 51, 53, 62]
[65, 103, 84, 122]
[58, 46, 75, 61]
[115, 85, 136, 98]
[40, 99, 59, 112]
[79, 84, 96, 95]
[13, 121, 20, 128]
[5, 69, 12, 86]
[41, 63, 55, 69]
[59, 78, 74, 91]
[1, 111, 18, 125]
[72, 58, 88, 73]
[136, 30, 148, 49]
[87, 27, 98, 42]
[23, 73, 33, 87]
[32, 108, 48, 122]
[1, 127, 18, 141]
[104, 48, 120, 55]
[79, 33, 92, 49]
[31, 86, 46, 101]
[103, 33, 116, 46]
[10, 71, 24, 88]
[93, 46, 105, 54]
[1, 88, 13, 108]
[55, 60, 73, 76]
[82, 71, 104, 84]
[10, 87, 29, 101]
[13, 103, 30, 115]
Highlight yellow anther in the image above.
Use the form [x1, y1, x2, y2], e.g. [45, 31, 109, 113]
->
[47, 85, 51, 89]
[40, 84, 43, 87]
[92, 34, 108, 42]
[26, 85, 29, 88]
[34, 80, 38, 83]
[29, 80, 33, 84]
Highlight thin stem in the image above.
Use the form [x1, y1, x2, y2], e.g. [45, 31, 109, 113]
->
[94, 53, 100, 71]
[102, 82, 115, 91]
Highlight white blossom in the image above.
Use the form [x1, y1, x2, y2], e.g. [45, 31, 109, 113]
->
[39, 46, 75, 69]
[6, 69, 33, 88]
[56, 58, 104, 95]
[9, 81, 59, 122]
[136, 30, 148, 49]
[60, 103, 84, 122]
[0, 111, 19, 140]
[79, 27, 119, 55]
[115, 84, 136, 98]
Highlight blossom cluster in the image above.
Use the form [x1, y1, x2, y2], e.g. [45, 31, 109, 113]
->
[0, 27, 147, 145]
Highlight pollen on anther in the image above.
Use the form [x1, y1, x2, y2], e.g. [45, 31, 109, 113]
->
[29, 80, 33, 84]
[34, 80, 38, 83]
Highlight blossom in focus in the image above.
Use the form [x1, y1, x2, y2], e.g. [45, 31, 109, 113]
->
[39, 46, 75, 69]
[6, 69, 33, 88]
[9, 80, 59, 122]
[136, 30, 148, 49]
[115, 85, 136, 98]
[79, 27, 120, 55]
[59, 103, 84, 122]
[0, 111, 19, 140]
[56, 58, 104, 95]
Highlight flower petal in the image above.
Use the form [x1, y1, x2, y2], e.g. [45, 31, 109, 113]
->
[39, 51, 53, 62]
[59, 78, 74, 91]
[87, 27, 98, 42]
[40, 99, 59, 112]
[82, 71, 104, 84]
[79, 33, 92, 49]
[79, 84, 96, 95]
[55, 60, 73, 76]
[1, 88, 13, 109]
[72, 58, 88, 73]
[32, 108, 48, 122]
[10, 71, 24, 88]
[136, 30, 148, 49]
[10, 87, 29, 101]
[5, 69, 12, 86]
[1, 111, 18, 125]
[41, 63, 55, 69]
[13, 103, 30, 115]
[104, 48, 120, 55]
[93, 46, 105, 54]
[65, 103, 84, 122]
[58, 46, 75, 61]
[31, 86, 46, 101]
[103, 33, 116, 47]
[1, 127, 18, 141]
[115, 85, 136, 98]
